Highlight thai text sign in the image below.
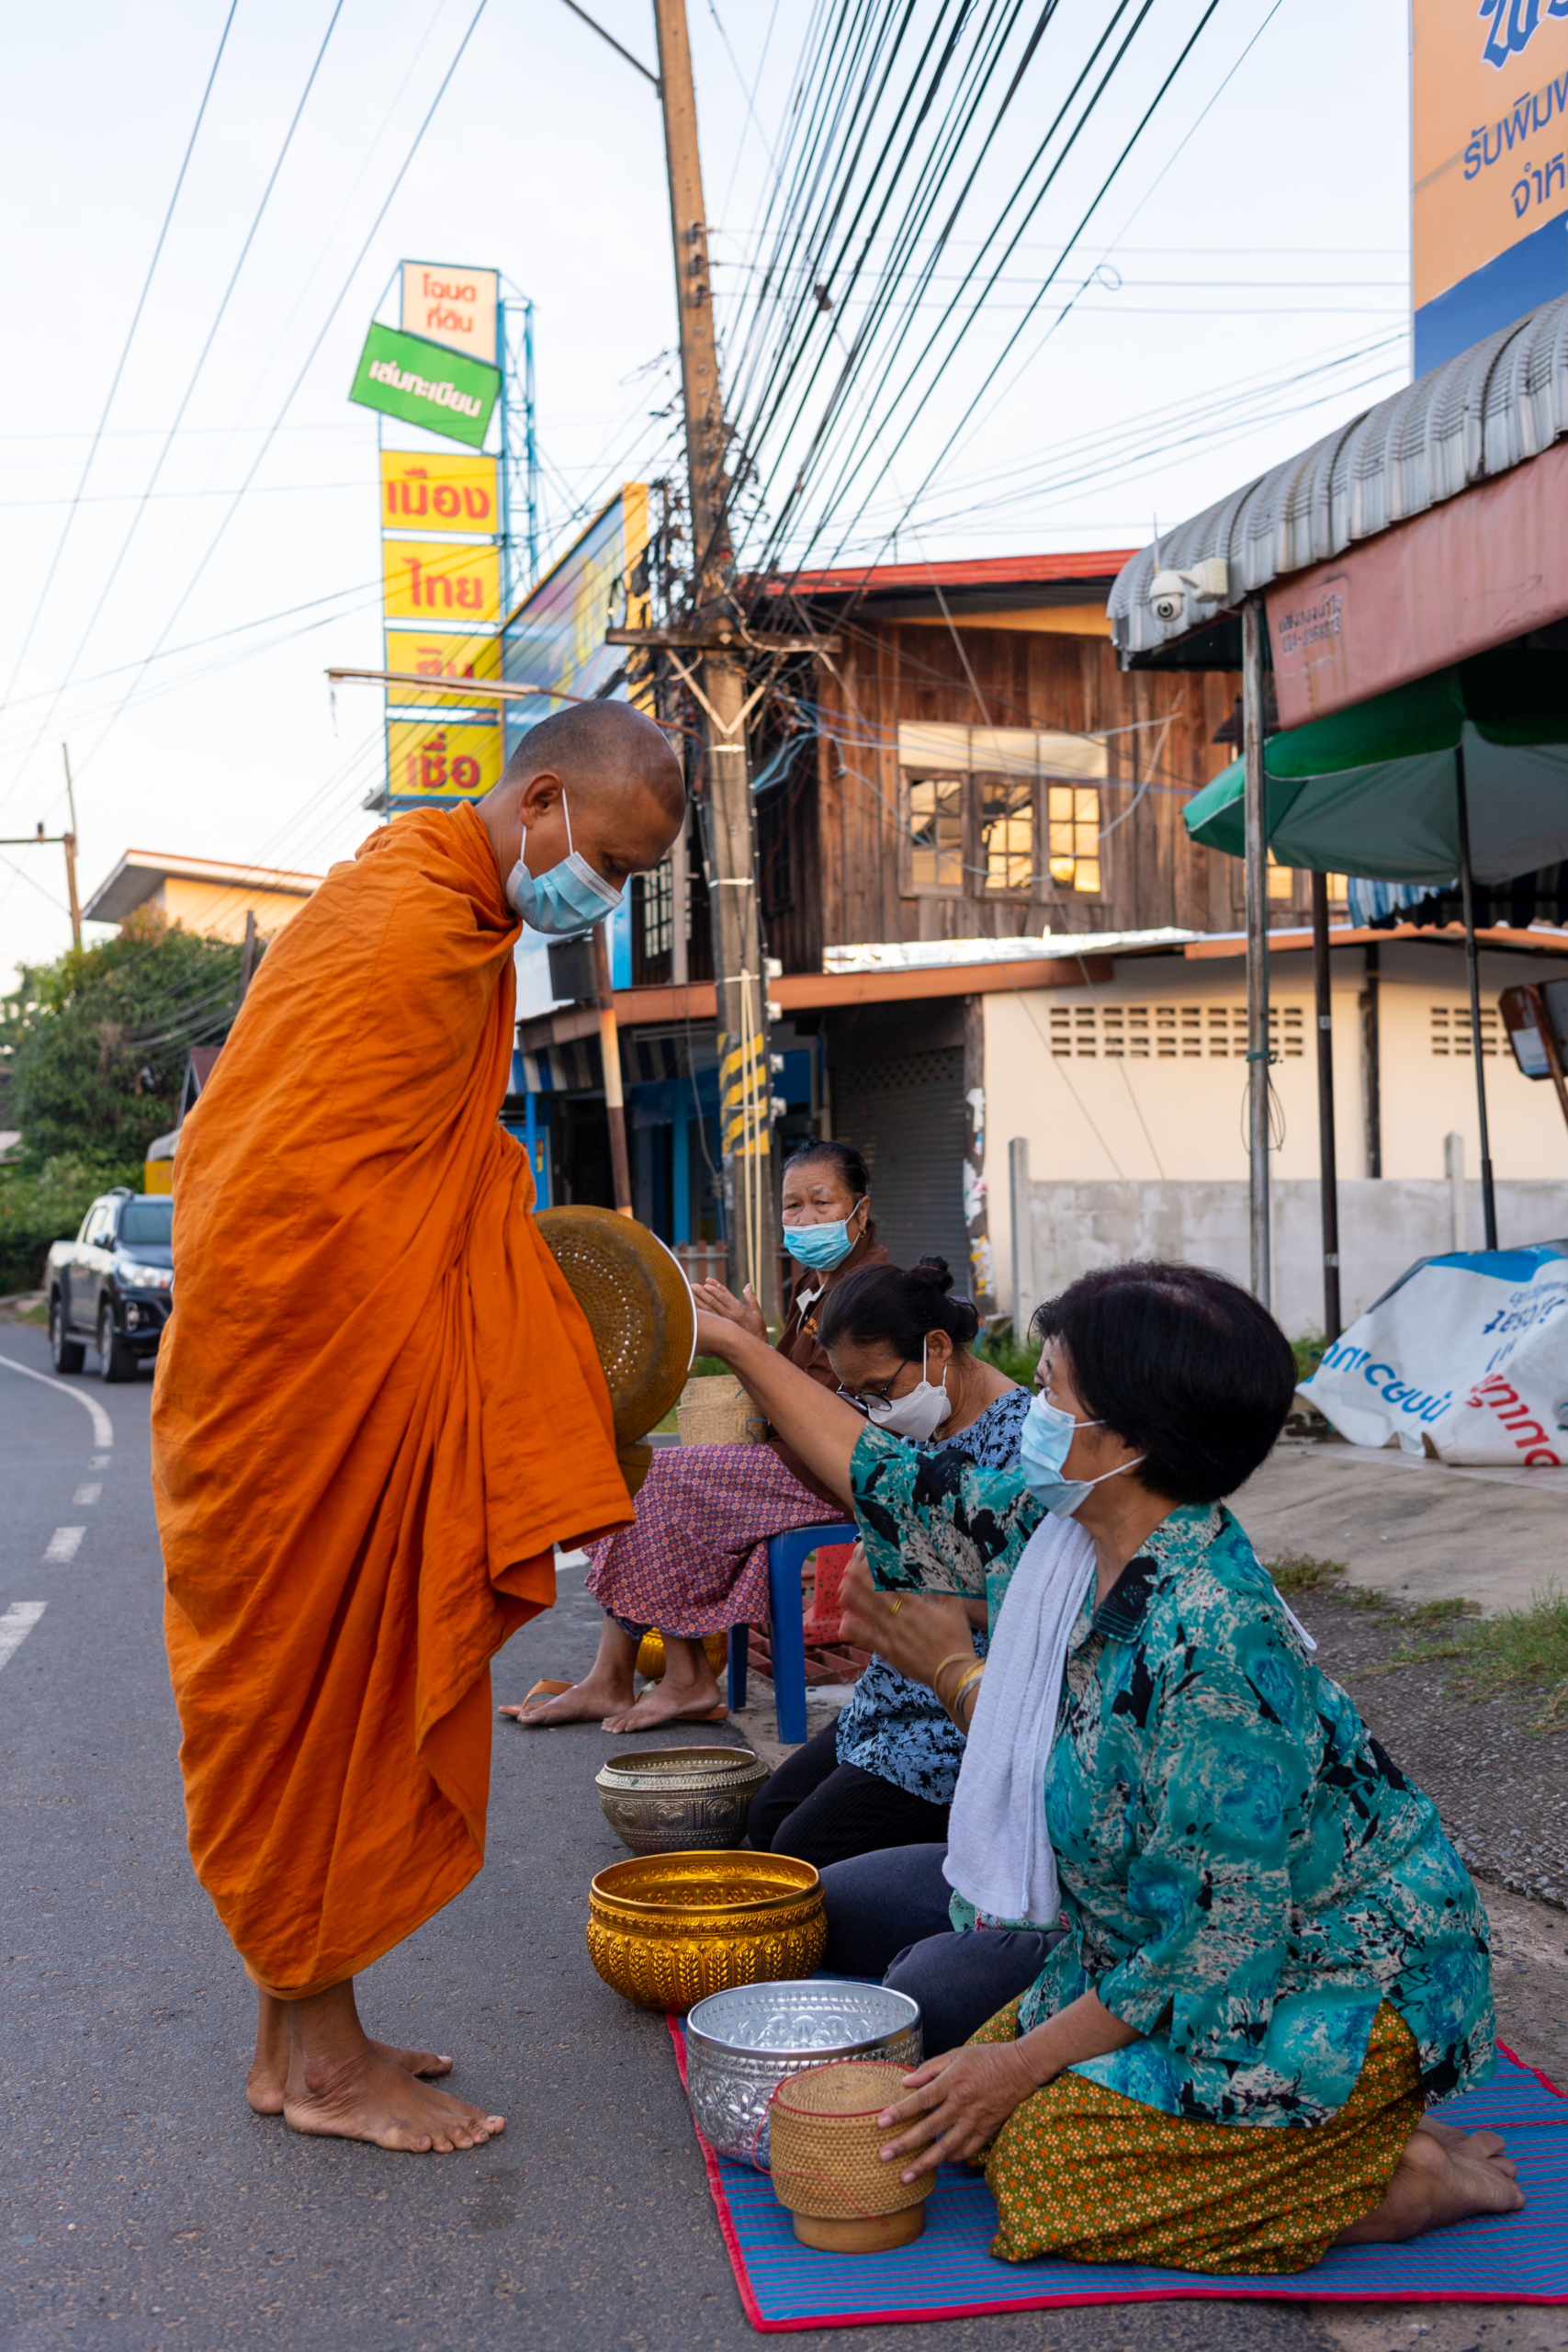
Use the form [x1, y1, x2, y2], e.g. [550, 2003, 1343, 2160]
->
[386, 720, 502, 802]
[382, 628, 501, 707]
[382, 537, 501, 625]
[380, 450, 498, 535]
[1413, 0, 1568, 372]
[400, 260, 499, 365]
[349, 322, 500, 449]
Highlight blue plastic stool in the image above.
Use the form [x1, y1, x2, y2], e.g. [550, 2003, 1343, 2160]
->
[727, 1521, 858, 1744]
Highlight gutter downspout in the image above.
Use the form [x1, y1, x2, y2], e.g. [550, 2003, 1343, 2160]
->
[1454, 741, 1497, 1250]
[1243, 598, 1271, 1306]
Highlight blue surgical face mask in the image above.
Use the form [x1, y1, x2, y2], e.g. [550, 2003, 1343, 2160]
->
[784, 1203, 863, 1273]
[1020, 1389, 1145, 1521]
[506, 789, 624, 936]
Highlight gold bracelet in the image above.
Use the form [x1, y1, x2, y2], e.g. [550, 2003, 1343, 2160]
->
[947, 1664, 985, 1725]
[931, 1651, 976, 1709]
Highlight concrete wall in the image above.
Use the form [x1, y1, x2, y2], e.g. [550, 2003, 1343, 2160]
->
[981, 939, 1568, 1326]
[1006, 1163, 1568, 1340]
[159, 877, 311, 944]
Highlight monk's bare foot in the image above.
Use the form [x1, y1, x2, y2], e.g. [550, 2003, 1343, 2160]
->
[602, 1641, 725, 1733]
[249, 1992, 452, 2115]
[1334, 2115, 1524, 2244]
[284, 2047, 502, 2154]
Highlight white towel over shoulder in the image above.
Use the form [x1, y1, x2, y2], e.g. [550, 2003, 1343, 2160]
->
[942, 1513, 1095, 1928]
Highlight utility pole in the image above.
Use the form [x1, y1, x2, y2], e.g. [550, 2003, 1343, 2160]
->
[652, 0, 779, 1318]
[61, 744, 82, 950]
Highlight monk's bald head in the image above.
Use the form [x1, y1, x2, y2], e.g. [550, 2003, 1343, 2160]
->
[479, 695, 685, 903]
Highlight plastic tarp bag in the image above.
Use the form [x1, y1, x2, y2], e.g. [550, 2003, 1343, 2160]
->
[1302, 1243, 1568, 1468]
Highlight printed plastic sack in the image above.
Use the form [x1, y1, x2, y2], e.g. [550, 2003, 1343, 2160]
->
[1302, 1243, 1568, 1468]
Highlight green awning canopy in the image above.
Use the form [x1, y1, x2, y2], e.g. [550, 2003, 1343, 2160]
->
[1183, 648, 1568, 883]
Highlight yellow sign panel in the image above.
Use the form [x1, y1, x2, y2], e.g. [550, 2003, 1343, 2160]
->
[386, 719, 501, 801]
[380, 449, 498, 535]
[1413, 0, 1568, 365]
[383, 628, 501, 706]
[382, 537, 500, 625]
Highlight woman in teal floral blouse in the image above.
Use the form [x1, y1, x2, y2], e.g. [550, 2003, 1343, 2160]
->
[693, 1261, 1524, 2275]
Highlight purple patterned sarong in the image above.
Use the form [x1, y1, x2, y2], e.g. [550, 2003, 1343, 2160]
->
[583, 1442, 840, 1635]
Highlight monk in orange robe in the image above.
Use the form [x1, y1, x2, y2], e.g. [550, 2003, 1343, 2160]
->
[152, 700, 682, 2152]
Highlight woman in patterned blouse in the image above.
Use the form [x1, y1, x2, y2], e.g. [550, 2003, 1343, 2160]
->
[692, 1262, 1522, 2275]
[744, 1256, 1028, 1867]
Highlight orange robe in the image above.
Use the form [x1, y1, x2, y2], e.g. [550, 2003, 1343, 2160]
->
[152, 803, 631, 1998]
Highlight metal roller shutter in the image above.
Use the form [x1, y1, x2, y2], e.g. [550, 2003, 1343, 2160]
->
[833, 1046, 969, 1287]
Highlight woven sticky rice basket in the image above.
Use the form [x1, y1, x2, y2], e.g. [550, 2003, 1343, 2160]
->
[768, 2060, 936, 2251]
[677, 1372, 764, 1448]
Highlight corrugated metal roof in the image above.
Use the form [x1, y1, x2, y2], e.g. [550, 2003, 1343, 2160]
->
[1109, 293, 1568, 662]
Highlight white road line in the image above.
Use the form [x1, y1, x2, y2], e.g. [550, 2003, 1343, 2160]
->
[43, 1528, 84, 1564]
[0, 1354, 114, 1450]
[0, 1602, 46, 1670]
[73, 1482, 101, 1506]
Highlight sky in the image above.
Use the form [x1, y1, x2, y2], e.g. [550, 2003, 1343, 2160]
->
[0, 0, 1411, 987]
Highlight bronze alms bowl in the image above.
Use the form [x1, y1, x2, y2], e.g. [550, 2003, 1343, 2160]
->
[595, 1745, 768, 1856]
[585, 1850, 826, 2013]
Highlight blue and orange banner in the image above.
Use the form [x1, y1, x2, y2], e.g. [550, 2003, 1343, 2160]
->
[1414, 0, 1568, 371]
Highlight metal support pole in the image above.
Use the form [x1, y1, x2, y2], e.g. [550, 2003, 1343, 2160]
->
[522, 298, 539, 587]
[593, 925, 634, 1216]
[238, 909, 258, 1001]
[1242, 598, 1272, 1307]
[1310, 869, 1340, 1341]
[1454, 742, 1497, 1249]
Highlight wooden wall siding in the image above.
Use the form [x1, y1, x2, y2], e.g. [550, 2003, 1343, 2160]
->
[809, 624, 1242, 953]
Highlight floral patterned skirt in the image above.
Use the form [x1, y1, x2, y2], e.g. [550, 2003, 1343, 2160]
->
[972, 1998, 1424, 2275]
[583, 1442, 840, 1636]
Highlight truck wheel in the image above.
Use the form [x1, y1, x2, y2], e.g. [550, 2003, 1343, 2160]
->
[50, 1295, 85, 1375]
[97, 1303, 135, 1385]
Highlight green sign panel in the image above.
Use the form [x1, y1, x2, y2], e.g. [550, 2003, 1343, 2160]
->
[349, 322, 500, 450]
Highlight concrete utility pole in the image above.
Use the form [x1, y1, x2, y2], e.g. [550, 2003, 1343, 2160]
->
[652, 0, 779, 1317]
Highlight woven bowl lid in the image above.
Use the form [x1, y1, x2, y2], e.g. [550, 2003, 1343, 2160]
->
[536, 1206, 695, 1448]
[773, 2060, 909, 2118]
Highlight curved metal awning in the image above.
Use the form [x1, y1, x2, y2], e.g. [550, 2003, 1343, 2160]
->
[1109, 293, 1568, 666]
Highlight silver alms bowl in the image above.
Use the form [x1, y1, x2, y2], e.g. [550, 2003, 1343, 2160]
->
[683, 1979, 923, 2169]
[594, 1745, 769, 1856]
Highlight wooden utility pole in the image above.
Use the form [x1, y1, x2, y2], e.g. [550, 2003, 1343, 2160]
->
[61, 744, 82, 949]
[652, 0, 779, 1317]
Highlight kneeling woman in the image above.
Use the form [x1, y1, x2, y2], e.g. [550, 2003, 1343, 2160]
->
[693, 1261, 1520, 2276]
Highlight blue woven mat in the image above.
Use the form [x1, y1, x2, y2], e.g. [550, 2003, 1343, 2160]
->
[668, 2021, 1568, 2330]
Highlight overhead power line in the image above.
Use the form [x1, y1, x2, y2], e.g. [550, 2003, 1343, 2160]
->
[0, 0, 241, 718]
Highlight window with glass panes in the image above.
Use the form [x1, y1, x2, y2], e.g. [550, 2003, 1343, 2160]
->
[979, 774, 1035, 891]
[1047, 785, 1101, 895]
[908, 775, 964, 890]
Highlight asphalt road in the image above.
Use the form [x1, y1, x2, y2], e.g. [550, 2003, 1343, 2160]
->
[0, 1329, 1402, 2352]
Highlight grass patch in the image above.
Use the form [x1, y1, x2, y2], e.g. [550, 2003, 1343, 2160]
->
[1361, 1585, 1568, 1731]
[1263, 1550, 1386, 1609]
[1404, 1596, 1482, 1628]
[976, 1327, 1040, 1386]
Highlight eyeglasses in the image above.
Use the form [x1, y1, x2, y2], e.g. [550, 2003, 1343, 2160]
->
[836, 1363, 911, 1408]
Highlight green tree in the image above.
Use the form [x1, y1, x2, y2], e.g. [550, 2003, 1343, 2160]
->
[1, 910, 246, 1170]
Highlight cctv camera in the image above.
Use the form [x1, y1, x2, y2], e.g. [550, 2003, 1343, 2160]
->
[1149, 569, 1186, 624]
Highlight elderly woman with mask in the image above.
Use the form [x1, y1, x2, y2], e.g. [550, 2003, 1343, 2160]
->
[691, 1261, 1517, 2278]
[515, 1140, 886, 1732]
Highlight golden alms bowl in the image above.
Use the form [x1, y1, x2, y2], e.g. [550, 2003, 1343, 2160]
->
[585, 1850, 826, 2014]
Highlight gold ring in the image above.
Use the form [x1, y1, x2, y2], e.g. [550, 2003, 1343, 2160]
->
[887, 1597, 904, 1616]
